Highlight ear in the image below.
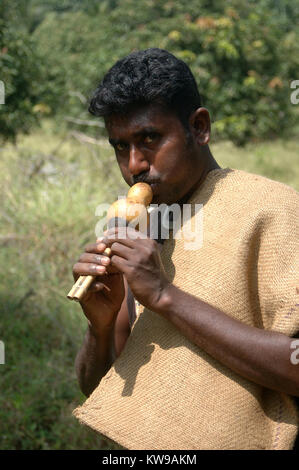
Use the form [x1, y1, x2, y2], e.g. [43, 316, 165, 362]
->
[189, 107, 211, 146]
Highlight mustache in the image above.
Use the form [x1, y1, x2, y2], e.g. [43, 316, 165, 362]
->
[132, 172, 161, 185]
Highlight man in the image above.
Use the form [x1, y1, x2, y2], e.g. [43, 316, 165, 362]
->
[73, 48, 299, 449]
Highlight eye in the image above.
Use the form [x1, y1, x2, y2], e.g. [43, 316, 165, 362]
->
[144, 133, 157, 144]
[116, 143, 126, 151]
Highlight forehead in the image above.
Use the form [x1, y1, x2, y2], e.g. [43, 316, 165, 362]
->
[105, 104, 183, 140]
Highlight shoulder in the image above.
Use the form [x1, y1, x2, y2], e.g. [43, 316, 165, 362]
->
[210, 168, 298, 217]
[226, 168, 298, 202]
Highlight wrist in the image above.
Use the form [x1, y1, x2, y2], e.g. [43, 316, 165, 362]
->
[155, 282, 175, 315]
[87, 319, 115, 340]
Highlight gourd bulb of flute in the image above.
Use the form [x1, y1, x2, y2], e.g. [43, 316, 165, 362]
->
[107, 198, 148, 223]
[127, 182, 153, 206]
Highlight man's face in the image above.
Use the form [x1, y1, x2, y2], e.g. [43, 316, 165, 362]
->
[106, 104, 201, 205]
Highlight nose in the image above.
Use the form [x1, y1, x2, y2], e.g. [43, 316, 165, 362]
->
[128, 144, 150, 176]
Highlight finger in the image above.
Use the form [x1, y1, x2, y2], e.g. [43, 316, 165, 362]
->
[72, 260, 120, 278]
[73, 262, 107, 277]
[106, 226, 146, 240]
[88, 281, 107, 293]
[84, 241, 108, 254]
[78, 252, 111, 267]
[102, 232, 139, 249]
[110, 241, 133, 260]
[110, 254, 128, 273]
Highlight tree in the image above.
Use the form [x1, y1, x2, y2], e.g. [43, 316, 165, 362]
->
[1, 0, 298, 143]
[0, 0, 45, 141]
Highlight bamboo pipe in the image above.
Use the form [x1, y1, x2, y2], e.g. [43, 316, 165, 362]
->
[67, 182, 153, 302]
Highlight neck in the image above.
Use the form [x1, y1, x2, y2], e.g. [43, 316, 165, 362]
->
[179, 145, 220, 205]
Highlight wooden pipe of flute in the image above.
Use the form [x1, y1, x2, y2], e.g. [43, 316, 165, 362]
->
[67, 182, 153, 302]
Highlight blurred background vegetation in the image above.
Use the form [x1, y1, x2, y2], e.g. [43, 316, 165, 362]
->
[0, 0, 298, 450]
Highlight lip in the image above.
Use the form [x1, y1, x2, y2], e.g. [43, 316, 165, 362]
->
[149, 182, 160, 194]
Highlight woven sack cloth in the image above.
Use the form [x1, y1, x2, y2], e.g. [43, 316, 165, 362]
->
[74, 168, 299, 450]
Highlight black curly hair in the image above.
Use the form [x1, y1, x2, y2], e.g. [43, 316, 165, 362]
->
[89, 48, 202, 130]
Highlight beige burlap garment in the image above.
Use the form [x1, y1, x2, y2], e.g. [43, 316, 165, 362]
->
[74, 168, 299, 450]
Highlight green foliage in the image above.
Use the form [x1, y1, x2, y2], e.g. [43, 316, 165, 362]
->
[32, 0, 299, 144]
[1, 0, 299, 142]
[0, 0, 100, 142]
[0, 1, 46, 141]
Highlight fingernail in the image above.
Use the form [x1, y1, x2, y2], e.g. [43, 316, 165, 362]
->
[101, 257, 110, 265]
[96, 265, 105, 273]
[96, 243, 105, 251]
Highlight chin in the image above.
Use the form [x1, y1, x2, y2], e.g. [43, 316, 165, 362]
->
[151, 194, 160, 205]
[154, 196, 174, 206]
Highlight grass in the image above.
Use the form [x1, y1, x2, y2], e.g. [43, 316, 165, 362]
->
[211, 139, 299, 191]
[0, 120, 298, 449]
[0, 120, 124, 450]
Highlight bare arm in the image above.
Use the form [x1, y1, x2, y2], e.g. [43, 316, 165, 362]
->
[102, 228, 299, 398]
[157, 284, 299, 397]
[72, 240, 131, 397]
[75, 286, 130, 397]
[75, 322, 115, 398]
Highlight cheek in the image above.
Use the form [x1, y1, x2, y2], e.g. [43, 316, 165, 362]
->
[157, 147, 190, 182]
[117, 160, 130, 181]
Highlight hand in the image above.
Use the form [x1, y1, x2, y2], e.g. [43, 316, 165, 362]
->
[102, 227, 171, 312]
[72, 240, 125, 333]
